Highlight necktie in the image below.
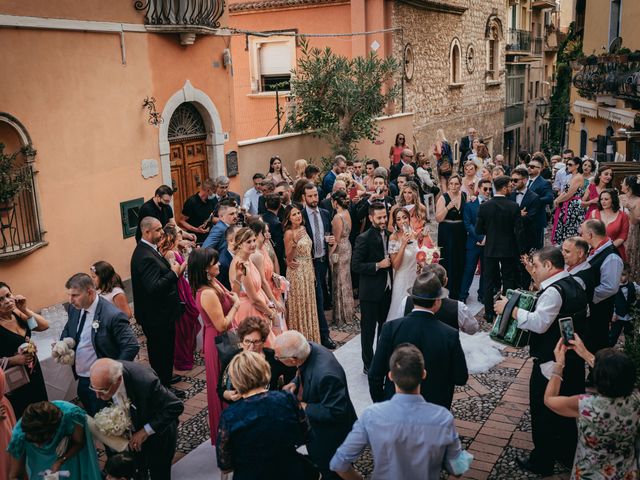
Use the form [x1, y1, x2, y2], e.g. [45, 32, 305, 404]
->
[75, 310, 88, 345]
[526, 179, 532, 189]
[312, 211, 323, 258]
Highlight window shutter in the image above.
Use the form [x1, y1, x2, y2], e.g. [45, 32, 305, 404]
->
[259, 42, 292, 76]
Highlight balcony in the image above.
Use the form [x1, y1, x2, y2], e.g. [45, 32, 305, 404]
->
[134, 0, 226, 44]
[505, 104, 525, 127]
[506, 29, 531, 54]
[572, 53, 640, 104]
[531, 0, 556, 8]
[532, 37, 543, 55]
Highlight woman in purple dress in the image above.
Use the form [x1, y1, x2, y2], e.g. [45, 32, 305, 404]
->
[160, 225, 201, 371]
[188, 248, 241, 445]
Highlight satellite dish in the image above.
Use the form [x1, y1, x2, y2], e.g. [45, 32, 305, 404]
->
[609, 37, 622, 53]
[403, 43, 414, 82]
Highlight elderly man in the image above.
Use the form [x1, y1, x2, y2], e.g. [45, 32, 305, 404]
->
[460, 127, 477, 162]
[390, 148, 417, 182]
[494, 154, 510, 175]
[275, 331, 356, 480]
[90, 359, 183, 480]
[179, 178, 217, 244]
[323, 155, 347, 194]
[130, 217, 181, 391]
[331, 344, 471, 479]
[242, 173, 265, 217]
[202, 199, 238, 251]
[62, 273, 139, 415]
[320, 180, 347, 217]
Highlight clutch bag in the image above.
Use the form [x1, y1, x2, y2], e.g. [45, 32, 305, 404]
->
[490, 289, 537, 348]
[4, 365, 30, 394]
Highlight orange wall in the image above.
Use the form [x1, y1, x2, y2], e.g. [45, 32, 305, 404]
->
[1, 0, 143, 23]
[0, 23, 237, 309]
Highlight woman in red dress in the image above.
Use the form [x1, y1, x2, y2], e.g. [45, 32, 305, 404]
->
[590, 188, 630, 261]
[188, 248, 240, 445]
[582, 166, 613, 219]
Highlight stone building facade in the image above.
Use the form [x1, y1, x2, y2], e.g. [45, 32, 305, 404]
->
[392, 0, 505, 162]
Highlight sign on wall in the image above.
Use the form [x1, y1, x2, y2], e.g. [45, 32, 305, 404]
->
[226, 150, 238, 177]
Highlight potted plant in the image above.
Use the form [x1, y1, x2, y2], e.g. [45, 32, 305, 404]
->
[0, 143, 32, 213]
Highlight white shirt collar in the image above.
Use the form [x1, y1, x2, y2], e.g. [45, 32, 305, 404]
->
[85, 294, 100, 315]
[305, 205, 319, 215]
[140, 239, 158, 251]
[529, 175, 539, 182]
[517, 188, 527, 195]
[540, 270, 570, 290]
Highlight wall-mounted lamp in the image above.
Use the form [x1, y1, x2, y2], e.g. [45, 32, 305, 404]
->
[142, 97, 164, 126]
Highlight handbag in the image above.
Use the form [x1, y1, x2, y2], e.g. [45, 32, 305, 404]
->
[490, 289, 537, 348]
[4, 365, 30, 394]
[215, 331, 241, 366]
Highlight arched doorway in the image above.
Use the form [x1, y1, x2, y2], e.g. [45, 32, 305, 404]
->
[168, 103, 209, 211]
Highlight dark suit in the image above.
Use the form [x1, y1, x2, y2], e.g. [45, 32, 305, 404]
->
[459, 135, 473, 163]
[61, 297, 139, 415]
[319, 197, 335, 218]
[355, 195, 395, 233]
[389, 161, 417, 182]
[460, 198, 485, 302]
[476, 196, 520, 318]
[368, 310, 468, 409]
[130, 241, 180, 386]
[510, 189, 542, 288]
[352, 227, 392, 369]
[527, 176, 554, 248]
[120, 361, 184, 480]
[297, 343, 357, 479]
[262, 209, 286, 276]
[302, 206, 333, 340]
[217, 248, 234, 290]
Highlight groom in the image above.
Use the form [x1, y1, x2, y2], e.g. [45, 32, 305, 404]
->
[368, 272, 468, 409]
[352, 202, 393, 374]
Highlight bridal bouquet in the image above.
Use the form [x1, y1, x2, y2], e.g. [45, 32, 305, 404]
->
[94, 405, 132, 437]
[51, 338, 76, 365]
[18, 340, 37, 373]
[416, 245, 441, 266]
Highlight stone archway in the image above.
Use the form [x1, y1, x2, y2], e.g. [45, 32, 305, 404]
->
[159, 80, 225, 186]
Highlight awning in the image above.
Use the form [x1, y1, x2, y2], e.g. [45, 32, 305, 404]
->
[573, 100, 598, 119]
[597, 106, 636, 127]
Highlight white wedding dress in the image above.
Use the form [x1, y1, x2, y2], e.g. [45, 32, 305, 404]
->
[386, 239, 418, 321]
[460, 332, 505, 374]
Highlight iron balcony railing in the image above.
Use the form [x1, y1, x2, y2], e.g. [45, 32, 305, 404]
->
[0, 164, 45, 258]
[506, 29, 532, 53]
[505, 104, 525, 128]
[134, 0, 225, 29]
[572, 54, 640, 102]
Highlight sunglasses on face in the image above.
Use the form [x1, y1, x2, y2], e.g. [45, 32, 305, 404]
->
[481, 187, 491, 192]
[510, 179, 519, 183]
[527, 164, 540, 169]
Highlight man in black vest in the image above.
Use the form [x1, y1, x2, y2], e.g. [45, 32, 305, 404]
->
[580, 219, 623, 355]
[494, 247, 587, 475]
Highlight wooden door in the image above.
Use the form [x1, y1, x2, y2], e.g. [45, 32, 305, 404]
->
[170, 140, 208, 213]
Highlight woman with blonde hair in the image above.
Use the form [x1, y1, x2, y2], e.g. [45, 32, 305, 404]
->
[294, 159, 308, 180]
[216, 350, 315, 479]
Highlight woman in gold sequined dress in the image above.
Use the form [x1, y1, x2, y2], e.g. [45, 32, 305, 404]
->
[283, 204, 320, 342]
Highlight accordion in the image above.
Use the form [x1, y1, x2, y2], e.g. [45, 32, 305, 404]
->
[490, 289, 538, 348]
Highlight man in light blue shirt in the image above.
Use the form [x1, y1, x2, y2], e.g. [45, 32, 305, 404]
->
[330, 344, 472, 480]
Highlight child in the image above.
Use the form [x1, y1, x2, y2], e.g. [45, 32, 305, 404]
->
[609, 263, 638, 346]
[104, 453, 138, 480]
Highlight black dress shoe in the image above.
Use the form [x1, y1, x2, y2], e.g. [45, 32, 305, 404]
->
[516, 455, 553, 476]
[170, 375, 182, 385]
[322, 337, 337, 350]
[170, 388, 186, 399]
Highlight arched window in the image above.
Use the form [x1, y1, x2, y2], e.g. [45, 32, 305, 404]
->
[485, 16, 503, 82]
[450, 38, 462, 84]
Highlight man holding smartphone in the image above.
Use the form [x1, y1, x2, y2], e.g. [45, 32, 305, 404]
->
[494, 246, 587, 476]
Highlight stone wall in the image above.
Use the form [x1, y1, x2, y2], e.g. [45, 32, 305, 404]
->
[392, 0, 505, 158]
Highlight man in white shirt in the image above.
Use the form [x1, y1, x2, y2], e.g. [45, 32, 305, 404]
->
[495, 246, 587, 475]
[552, 150, 573, 193]
[62, 273, 139, 415]
[242, 173, 265, 217]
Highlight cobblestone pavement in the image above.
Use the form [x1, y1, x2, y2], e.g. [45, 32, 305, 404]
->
[119, 305, 571, 479]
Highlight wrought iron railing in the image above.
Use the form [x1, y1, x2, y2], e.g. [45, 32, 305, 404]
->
[505, 104, 525, 127]
[506, 29, 532, 53]
[0, 164, 45, 257]
[134, 0, 225, 29]
[572, 54, 640, 103]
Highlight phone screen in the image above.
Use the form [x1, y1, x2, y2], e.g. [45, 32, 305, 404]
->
[559, 317, 575, 346]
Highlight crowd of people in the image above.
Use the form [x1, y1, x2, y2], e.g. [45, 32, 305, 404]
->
[0, 128, 639, 479]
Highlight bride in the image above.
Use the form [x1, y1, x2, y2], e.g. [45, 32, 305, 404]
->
[386, 208, 420, 321]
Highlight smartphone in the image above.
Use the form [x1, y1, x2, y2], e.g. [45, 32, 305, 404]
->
[559, 317, 575, 346]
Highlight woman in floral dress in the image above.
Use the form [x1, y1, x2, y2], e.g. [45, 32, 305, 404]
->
[552, 157, 586, 245]
[545, 337, 640, 479]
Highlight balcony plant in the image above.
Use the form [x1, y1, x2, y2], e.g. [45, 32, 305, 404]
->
[0, 143, 31, 212]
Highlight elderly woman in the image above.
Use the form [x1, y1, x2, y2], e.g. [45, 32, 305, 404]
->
[545, 335, 640, 479]
[216, 351, 316, 480]
[218, 316, 295, 403]
[8, 401, 101, 479]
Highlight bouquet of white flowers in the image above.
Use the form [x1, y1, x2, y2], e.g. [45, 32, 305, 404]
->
[51, 338, 76, 365]
[94, 405, 132, 437]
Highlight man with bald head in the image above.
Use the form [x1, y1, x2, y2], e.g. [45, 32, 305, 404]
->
[390, 148, 417, 182]
[130, 217, 182, 392]
[90, 358, 183, 480]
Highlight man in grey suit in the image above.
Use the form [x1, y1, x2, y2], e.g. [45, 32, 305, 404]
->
[90, 359, 183, 480]
[62, 273, 139, 415]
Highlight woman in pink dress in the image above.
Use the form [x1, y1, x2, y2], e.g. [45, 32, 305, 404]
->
[589, 189, 630, 261]
[582, 166, 613, 219]
[229, 228, 278, 337]
[188, 247, 240, 445]
[160, 225, 201, 371]
[0, 368, 16, 479]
